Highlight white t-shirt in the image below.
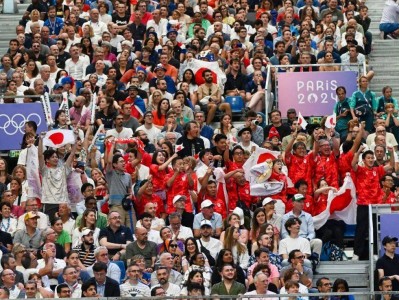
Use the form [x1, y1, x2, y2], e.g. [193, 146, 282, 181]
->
[40, 165, 71, 204]
[120, 280, 151, 297]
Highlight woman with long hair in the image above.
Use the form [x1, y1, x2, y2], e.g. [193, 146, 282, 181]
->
[211, 249, 246, 285]
[181, 237, 210, 273]
[63, 250, 92, 278]
[256, 0, 278, 24]
[174, 90, 194, 120]
[148, 89, 163, 111]
[219, 4, 235, 25]
[178, 82, 197, 106]
[24, 59, 39, 84]
[9, 166, 28, 208]
[149, 150, 177, 201]
[81, 37, 94, 62]
[0, 158, 11, 185]
[95, 96, 117, 130]
[161, 141, 174, 158]
[179, 69, 198, 94]
[223, 226, 249, 270]
[181, 270, 210, 295]
[51, 217, 72, 253]
[72, 208, 100, 247]
[153, 98, 170, 128]
[220, 212, 249, 245]
[214, 114, 237, 142]
[25, 9, 44, 34]
[113, 55, 130, 81]
[81, 24, 99, 46]
[55, 69, 68, 83]
[332, 278, 355, 300]
[251, 207, 267, 245]
[0, 202, 17, 236]
[8, 176, 27, 209]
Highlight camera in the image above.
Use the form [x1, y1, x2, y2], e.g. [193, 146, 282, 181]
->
[251, 120, 260, 125]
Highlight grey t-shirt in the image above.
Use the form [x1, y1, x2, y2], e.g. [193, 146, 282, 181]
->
[106, 169, 132, 205]
[126, 241, 157, 268]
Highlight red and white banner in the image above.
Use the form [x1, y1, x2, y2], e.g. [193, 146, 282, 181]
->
[298, 112, 308, 130]
[43, 129, 75, 148]
[325, 113, 336, 129]
[185, 58, 227, 88]
[313, 173, 357, 230]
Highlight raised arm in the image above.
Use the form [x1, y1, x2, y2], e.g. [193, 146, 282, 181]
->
[352, 145, 365, 172]
[38, 132, 46, 170]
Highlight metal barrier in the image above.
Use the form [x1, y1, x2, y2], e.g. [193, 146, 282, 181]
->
[32, 291, 399, 300]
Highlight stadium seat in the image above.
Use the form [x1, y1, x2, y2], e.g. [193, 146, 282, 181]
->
[225, 96, 245, 113]
[112, 260, 126, 283]
[344, 224, 356, 238]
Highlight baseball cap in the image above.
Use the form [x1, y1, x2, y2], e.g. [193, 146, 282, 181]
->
[53, 83, 63, 90]
[238, 127, 251, 137]
[172, 195, 186, 204]
[262, 197, 276, 206]
[154, 64, 166, 72]
[200, 219, 213, 228]
[287, 108, 296, 114]
[80, 228, 94, 238]
[121, 40, 132, 47]
[201, 199, 214, 209]
[166, 30, 178, 37]
[382, 236, 398, 245]
[24, 211, 40, 221]
[128, 85, 139, 91]
[292, 194, 305, 202]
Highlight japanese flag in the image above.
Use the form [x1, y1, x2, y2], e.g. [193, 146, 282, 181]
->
[43, 129, 75, 148]
[297, 112, 308, 130]
[175, 144, 184, 152]
[325, 113, 337, 129]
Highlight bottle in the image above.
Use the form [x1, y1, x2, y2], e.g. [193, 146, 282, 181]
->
[191, 144, 196, 157]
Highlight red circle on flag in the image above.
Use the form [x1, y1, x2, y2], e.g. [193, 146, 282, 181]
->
[256, 153, 277, 164]
[195, 67, 218, 86]
[48, 132, 64, 145]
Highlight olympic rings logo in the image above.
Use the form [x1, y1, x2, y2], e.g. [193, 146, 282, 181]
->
[0, 113, 42, 135]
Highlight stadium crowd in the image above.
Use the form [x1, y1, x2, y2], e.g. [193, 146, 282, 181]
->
[0, 0, 399, 299]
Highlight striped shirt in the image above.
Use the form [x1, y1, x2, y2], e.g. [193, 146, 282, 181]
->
[73, 244, 96, 267]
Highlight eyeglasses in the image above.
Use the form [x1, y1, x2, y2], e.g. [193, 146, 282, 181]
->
[295, 255, 305, 259]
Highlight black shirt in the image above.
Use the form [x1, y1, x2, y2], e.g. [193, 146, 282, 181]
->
[112, 13, 130, 27]
[176, 136, 205, 158]
[127, 23, 146, 41]
[98, 225, 134, 256]
[376, 253, 399, 291]
[224, 72, 247, 93]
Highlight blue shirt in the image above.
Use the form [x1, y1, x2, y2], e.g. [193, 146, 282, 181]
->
[281, 210, 316, 240]
[193, 212, 223, 230]
[44, 17, 64, 36]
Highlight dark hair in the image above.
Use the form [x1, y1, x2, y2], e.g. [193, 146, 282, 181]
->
[284, 217, 301, 233]
[51, 217, 63, 227]
[187, 282, 205, 295]
[214, 133, 227, 143]
[55, 69, 68, 83]
[362, 150, 374, 160]
[81, 182, 94, 194]
[56, 283, 70, 294]
[81, 280, 96, 297]
[157, 98, 170, 119]
[215, 249, 235, 270]
[43, 149, 57, 162]
[92, 261, 108, 273]
[316, 277, 330, 288]
[288, 249, 302, 263]
[252, 263, 271, 276]
[199, 148, 212, 162]
[26, 59, 39, 77]
[294, 179, 308, 190]
[184, 237, 200, 258]
[150, 286, 164, 296]
[332, 278, 349, 293]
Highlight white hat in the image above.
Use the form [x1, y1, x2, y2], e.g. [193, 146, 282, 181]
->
[173, 195, 186, 204]
[232, 207, 244, 225]
[262, 197, 276, 206]
[201, 199, 214, 209]
[200, 219, 213, 228]
[80, 228, 93, 238]
[121, 40, 132, 48]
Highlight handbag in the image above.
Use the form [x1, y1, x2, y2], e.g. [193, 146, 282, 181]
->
[320, 241, 344, 261]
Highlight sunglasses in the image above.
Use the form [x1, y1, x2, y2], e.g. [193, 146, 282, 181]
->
[169, 244, 178, 248]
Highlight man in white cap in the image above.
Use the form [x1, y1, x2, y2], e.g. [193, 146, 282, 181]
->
[72, 228, 96, 267]
[193, 200, 223, 238]
[262, 197, 283, 232]
[196, 220, 222, 261]
[165, 195, 194, 228]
